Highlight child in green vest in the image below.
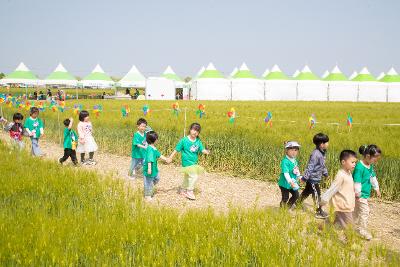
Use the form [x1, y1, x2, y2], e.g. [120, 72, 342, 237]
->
[128, 118, 148, 179]
[143, 131, 170, 201]
[59, 118, 78, 165]
[353, 144, 382, 240]
[278, 141, 302, 209]
[24, 107, 44, 156]
[168, 123, 210, 200]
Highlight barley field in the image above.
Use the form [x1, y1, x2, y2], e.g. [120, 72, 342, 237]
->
[1, 143, 399, 266]
[1, 98, 400, 200]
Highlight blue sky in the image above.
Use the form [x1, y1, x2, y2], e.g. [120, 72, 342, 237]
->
[1, 0, 399, 78]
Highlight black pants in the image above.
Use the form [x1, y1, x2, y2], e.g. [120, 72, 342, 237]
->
[60, 148, 77, 165]
[279, 186, 299, 208]
[299, 181, 322, 212]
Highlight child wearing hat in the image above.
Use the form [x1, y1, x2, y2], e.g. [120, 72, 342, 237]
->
[278, 141, 302, 209]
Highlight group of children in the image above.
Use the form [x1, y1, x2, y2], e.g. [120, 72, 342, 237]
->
[1, 108, 383, 240]
[278, 133, 381, 240]
[129, 118, 210, 201]
[1, 108, 97, 166]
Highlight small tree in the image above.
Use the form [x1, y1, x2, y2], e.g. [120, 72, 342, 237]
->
[0, 73, 5, 79]
[184, 76, 192, 83]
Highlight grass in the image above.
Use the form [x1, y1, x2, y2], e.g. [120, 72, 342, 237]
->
[0, 142, 399, 266]
[1, 99, 400, 200]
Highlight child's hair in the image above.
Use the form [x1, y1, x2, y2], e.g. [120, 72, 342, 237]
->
[13, 113, 24, 121]
[136, 118, 147, 126]
[79, 110, 90, 122]
[63, 118, 71, 127]
[30, 107, 39, 115]
[339, 150, 357, 162]
[313, 133, 329, 147]
[146, 131, 158, 145]
[190, 122, 201, 133]
[359, 144, 381, 158]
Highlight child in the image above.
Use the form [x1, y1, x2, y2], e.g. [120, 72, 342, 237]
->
[299, 133, 330, 219]
[128, 118, 148, 179]
[59, 118, 78, 166]
[321, 150, 358, 229]
[278, 141, 301, 209]
[353, 144, 382, 240]
[169, 123, 210, 200]
[24, 107, 44, 156]
[143, 131, 170, 200]
[76, 110, 98, 165]
[5, 113, 24, 150]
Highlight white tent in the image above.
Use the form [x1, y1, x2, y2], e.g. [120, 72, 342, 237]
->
[382, 67, 400, 102]
[264, 64, 297, 101]
[262, 68, 270, 78]
[45, 63, 78, 87]
[162, 66, 185, 88]
[377, 72, 385, 81]
[118, 65, 146, 88]
[231, 63, 264, 100]
[191, 63, 231, 100]
[1, 62, 41, 86]
[353, 67, 386, 102]
[325, 65, 358, 102]
[145, 77, 176, 100]
[295, 65, 327, 101]
[80, 64, 114, 88]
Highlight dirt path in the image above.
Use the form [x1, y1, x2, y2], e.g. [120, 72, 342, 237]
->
[1, 133, 400, 252]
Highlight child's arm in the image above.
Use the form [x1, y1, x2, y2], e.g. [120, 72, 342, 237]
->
[137, 144, 147, 149]
[201, 149, 210, 155]
[147, 162, 152, 175]
[301, 152, 317, 182]
[68, 118, 73, 130]
[320, 173, 343, 206]
[160, 155, 172, 163]
[370, 176, 381, 198]
[168, 150, 178, 161]
[284, 173, 296, 188]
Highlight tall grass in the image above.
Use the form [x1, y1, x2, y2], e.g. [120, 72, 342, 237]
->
[1, 100, 400, 200]
[0, 143, 398, 265]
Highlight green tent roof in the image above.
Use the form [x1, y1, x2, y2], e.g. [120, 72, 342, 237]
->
[119, 65, 146, 82]
[324, 66, 348, 81]
[352, 67, 376, 82]
[380, 68, 400, 83]
[264, 65, 289, 80]
[198, 63, 225, 78]
[295, 65, 320, 80]
[5, 62, 38, 80]
[83, 64, 113, 81]
[162, 66, 182, 81]
[46, 63, 76, 80]
[233, 63, 257, 79]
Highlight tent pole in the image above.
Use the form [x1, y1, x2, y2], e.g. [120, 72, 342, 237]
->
[386, 84, 389, 102]
[295, 82, 299, 101]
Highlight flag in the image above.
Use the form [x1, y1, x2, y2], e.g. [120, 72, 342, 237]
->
[264, 111, 273, 127]
[196, 104, 206, 118]
[172, 102, 180, 116]
[227, 108, 236, 123]
[143, 105, 151, 116]
[121, 104, 130, 117]
[93, 105, 102, 117]
[347, 114, 353, 128]
[308, 114, 316, 129]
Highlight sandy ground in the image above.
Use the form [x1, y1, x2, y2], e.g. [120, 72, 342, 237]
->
[1, 133, 400, 253]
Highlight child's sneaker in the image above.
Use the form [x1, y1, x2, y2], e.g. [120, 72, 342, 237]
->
[59, 158, 63, 164]
[87, 159, 97, 165]
[315, 209, 329, 219]
[359, 229, 372, 241]
[186, 190, 196, 200]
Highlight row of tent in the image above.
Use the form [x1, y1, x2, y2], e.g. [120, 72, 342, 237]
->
[190, 63, 400, 102]
[0, 63, 185, 89]
[1, 62, 400, 102]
